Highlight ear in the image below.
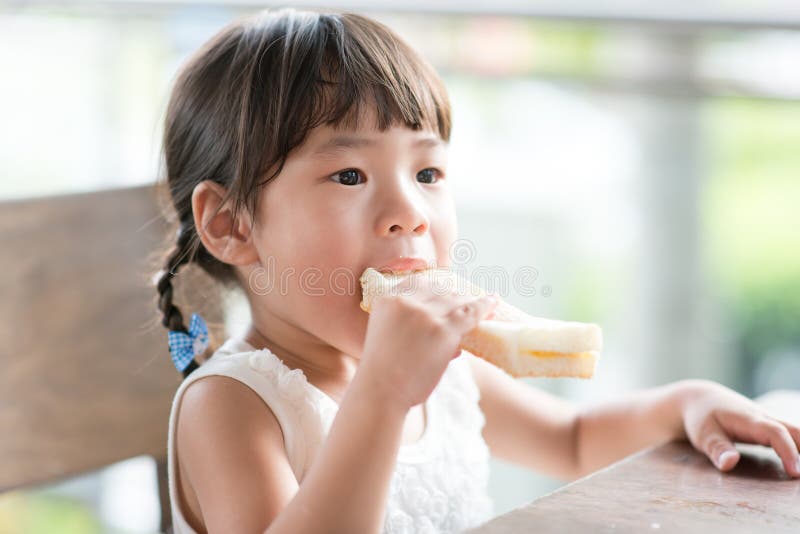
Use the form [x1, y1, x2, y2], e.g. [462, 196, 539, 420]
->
[191, 180, 259, 266]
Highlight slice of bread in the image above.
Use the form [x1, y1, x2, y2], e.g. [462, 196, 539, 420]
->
[359, 267, 601, 378]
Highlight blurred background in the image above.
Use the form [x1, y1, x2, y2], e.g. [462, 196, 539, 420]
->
[1, 0, 799, 532]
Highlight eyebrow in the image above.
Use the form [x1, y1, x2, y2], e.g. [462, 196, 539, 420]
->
[310, 134, 444, 156]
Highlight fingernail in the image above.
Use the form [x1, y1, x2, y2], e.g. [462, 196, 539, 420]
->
[794, 456, 800, 476]
[718, 450, 736, 469]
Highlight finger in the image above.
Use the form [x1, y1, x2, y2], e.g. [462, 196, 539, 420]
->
[446, 295, 498, 335]
[772, 418, 800, 454]
[698, 416, 740, 472]
[423, 285, 492, 317]
[757, 420, 800, 478]
[719, 412, 800, 478]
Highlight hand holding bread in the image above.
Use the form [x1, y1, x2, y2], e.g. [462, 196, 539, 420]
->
[360, 267, 602, 379]
[357, 269, 500, 410]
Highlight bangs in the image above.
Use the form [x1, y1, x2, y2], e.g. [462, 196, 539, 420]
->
[256, 11, 451, 145]
[309, 14, 451, 139]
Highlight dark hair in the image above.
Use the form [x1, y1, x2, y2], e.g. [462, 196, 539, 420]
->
[152, 7, 452, 377]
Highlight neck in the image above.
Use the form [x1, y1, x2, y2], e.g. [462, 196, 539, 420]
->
[242, 305, 360, 401]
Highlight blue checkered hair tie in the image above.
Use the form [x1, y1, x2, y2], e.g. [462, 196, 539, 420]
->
[168, 313, 209, 373]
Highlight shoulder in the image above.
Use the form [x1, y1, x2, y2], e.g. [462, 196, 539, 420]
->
[175, 375, 299, 531]
[177, 374, 285, 448]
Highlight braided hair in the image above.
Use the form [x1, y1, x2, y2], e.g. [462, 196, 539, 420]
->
[155, 222, 204, 377]
[152, 7, 452, 377]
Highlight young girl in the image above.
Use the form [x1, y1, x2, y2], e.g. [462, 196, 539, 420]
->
[154, 7, 800, 534]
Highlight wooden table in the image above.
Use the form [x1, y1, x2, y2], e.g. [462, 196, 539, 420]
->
[467, 390, 800, 534]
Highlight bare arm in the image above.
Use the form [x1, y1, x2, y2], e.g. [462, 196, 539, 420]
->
[265, 371, 409, 534]
[179, 371, 409, 534]
[572, 380, 686, 477]
[468, 355, 800, 480]
[468, 354, 686, 479]
[466, 353, 580, 480]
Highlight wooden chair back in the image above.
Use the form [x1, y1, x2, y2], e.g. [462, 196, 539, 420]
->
[0, 185, 224, 532]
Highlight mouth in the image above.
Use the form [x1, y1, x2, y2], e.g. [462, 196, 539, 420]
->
[375, 257, 433, 275]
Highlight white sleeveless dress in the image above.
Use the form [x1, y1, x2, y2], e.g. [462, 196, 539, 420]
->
[166, 337, 494, 534]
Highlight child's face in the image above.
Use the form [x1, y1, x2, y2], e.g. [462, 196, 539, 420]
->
[246, 108, 457, 358]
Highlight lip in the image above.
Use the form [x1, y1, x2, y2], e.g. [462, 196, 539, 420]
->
[375, 257, 433, 274]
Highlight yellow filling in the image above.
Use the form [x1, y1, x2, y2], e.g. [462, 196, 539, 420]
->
[524, 350, 593, 359]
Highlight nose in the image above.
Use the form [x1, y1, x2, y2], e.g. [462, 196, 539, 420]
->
[375, 179, 430, 237]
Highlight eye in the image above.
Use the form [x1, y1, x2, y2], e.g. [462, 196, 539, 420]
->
[417, 168, 442, 184]
[329, 169, 365, 186]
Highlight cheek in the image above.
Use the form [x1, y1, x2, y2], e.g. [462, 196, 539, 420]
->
[257, 220, 366, 347]
[264, 223, 361, 310]
[288, 221, 360, 279]
[263, 190, 360, 270]
[252, 246, 368, 353]
[255, 186, 369, 351]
